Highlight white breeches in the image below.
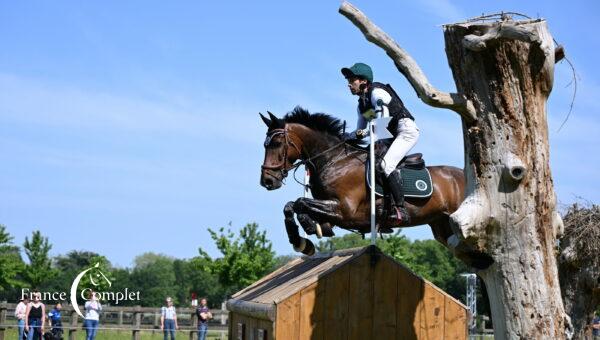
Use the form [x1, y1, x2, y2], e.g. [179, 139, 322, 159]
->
[381, 118, 420, 176]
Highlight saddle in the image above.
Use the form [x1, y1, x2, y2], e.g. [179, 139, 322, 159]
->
[366, 141, 433, 198]
[374, 140, 425, 170]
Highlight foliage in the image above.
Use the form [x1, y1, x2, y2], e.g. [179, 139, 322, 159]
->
[199, 223, 276, 299]
[0, 225, 25, 291]
[23, 230, 57, 288]
[129, 252, 177, 307]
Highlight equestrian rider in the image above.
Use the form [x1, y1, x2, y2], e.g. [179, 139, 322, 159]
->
[341, 62, 420, 223]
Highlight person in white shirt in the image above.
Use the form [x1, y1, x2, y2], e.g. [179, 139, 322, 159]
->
[84, 290, 102, 340]
[14, 297, 29, 340]
[160, 297, 178, 340]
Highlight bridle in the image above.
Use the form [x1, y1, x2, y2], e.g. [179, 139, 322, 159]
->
[261, 126, 351, 185]
[261, 127, 302, 179]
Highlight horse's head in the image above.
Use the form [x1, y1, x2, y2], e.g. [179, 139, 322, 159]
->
[259, 111, 302, 190]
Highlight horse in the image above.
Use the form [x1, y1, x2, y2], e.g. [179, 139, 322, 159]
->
[259, 107, 482, 266]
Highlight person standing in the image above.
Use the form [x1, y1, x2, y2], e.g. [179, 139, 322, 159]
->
[84, 290, 102, 340]
[341, 62, 419, 223]
[47, 303, 63, 338]
[15, 297, 29, 340]
[24, 291, 45, 340]
[160, 297, 178, 340]
[196, 298, 212, 340]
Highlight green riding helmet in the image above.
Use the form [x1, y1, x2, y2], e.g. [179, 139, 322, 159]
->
[341, 62, 373, 82]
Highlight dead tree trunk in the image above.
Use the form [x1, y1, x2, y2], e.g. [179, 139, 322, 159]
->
[340, 2, 572, 339]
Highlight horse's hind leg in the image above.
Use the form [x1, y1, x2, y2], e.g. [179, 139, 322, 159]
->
[428, 215, 454, 247]
[428, 215, 493, 269]
[283, 201, 315, 256]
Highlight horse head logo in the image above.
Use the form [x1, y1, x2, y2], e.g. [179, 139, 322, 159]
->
[70, 263, 112, 318]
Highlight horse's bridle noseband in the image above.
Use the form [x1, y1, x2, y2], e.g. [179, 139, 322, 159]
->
[261, 127, 302, 179]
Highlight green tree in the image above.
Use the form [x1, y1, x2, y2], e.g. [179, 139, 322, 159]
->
[0, 225, 25, 291]
[23, 230, 56, 288]
[130, 253, 176, 307]
[50, 250, 102, 292]
[200, 223, 275, 299]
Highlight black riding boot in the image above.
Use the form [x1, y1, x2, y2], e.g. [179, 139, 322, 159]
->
[387, 169, 410, 224]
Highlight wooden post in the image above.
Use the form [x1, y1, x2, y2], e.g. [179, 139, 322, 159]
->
[118, 310, 123, 326]
[68, 310, 78, 340]
[189, 310, 198, 340]
[154, 311, 160, 329]
[132, 306, 141, 340]
[0, 302, 7, 340]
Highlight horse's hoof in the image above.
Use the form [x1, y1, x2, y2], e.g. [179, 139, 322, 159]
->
[302, 239, 315, 256]
[293, 238, 307, 252]
[315, 223, 323, 239]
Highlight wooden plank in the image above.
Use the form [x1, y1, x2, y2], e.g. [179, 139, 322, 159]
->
[373, 256, 398, 340]
[323, 262, 350, 340]
[299, 282, 325, 340]
[420, 283, 445, 339]
[444, 296, 468, 340]
[396, 269, 423, 340]
[276, 292, 300, 340]
[347, 253, 373, 340]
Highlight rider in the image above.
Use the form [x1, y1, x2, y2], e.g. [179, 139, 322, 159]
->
[341, 62, 419, 223]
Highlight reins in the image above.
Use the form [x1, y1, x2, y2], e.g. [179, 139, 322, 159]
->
[261, 126, 353, 187]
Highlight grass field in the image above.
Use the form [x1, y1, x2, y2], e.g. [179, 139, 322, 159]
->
[3, 328, 227, 340]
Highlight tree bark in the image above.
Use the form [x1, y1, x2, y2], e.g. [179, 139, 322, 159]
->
[340, 2, 573, 339]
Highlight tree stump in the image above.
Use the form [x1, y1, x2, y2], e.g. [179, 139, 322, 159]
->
[340, 2, 572, 339]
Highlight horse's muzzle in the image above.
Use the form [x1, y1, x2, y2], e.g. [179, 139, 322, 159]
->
[260, 171, 283, 190]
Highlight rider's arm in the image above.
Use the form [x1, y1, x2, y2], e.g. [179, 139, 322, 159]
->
[371, 88, 392, 119]
[356, 107, 367, 131]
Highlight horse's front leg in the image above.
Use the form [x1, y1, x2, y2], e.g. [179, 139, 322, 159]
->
[293, 198, 344, 224]
[283, 201, 315, 256]
[297, 214, 335, 238]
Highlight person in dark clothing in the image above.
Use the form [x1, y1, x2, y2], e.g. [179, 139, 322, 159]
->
[195, 298, 212, 340]
[25, 291, 45, 340]
[47, 303, 63, 338]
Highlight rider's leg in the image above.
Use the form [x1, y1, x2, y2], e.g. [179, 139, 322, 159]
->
[381, 118, 419, 222]
[381, 118, 420, 176]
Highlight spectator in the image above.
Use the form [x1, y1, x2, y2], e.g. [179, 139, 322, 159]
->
[25, 291, 45, 340]
[593, 311, 600, 340]
[47, 303, 63, 338]
[160, 297, 178, 340]
[196, 298, 212, 340]
[15, 297, 29, 340]
[84, 290, 102, 340]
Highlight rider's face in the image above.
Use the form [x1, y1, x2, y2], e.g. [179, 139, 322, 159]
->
[347, 77, 368, 95]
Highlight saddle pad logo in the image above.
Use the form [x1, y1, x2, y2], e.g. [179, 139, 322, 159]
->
[415, 180, 428, 191]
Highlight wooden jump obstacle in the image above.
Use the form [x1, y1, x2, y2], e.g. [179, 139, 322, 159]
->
[226, 245, 468, 340]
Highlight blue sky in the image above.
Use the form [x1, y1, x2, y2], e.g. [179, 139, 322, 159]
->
[1, 1, 598, 267]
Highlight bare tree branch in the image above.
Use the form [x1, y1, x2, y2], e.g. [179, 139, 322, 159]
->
[339, 1, 477, 123]
[462, 20, 542, 51]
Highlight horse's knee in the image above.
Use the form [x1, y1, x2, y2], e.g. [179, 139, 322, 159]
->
[283, 201, 295, 217]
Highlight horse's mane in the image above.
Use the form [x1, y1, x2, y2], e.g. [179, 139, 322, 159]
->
[283, 106, 344, 139]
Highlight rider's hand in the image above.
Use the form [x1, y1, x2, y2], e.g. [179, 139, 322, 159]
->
[355, 129, 366, 139]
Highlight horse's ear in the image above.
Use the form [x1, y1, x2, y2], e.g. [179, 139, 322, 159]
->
[267, 111, 284, 129]
[259, 112, 271, 127]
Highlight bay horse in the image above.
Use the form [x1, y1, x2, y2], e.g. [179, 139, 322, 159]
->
[259, 107, 477, 264]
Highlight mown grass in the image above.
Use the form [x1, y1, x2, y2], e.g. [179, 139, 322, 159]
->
[3, 328, 227, 339]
